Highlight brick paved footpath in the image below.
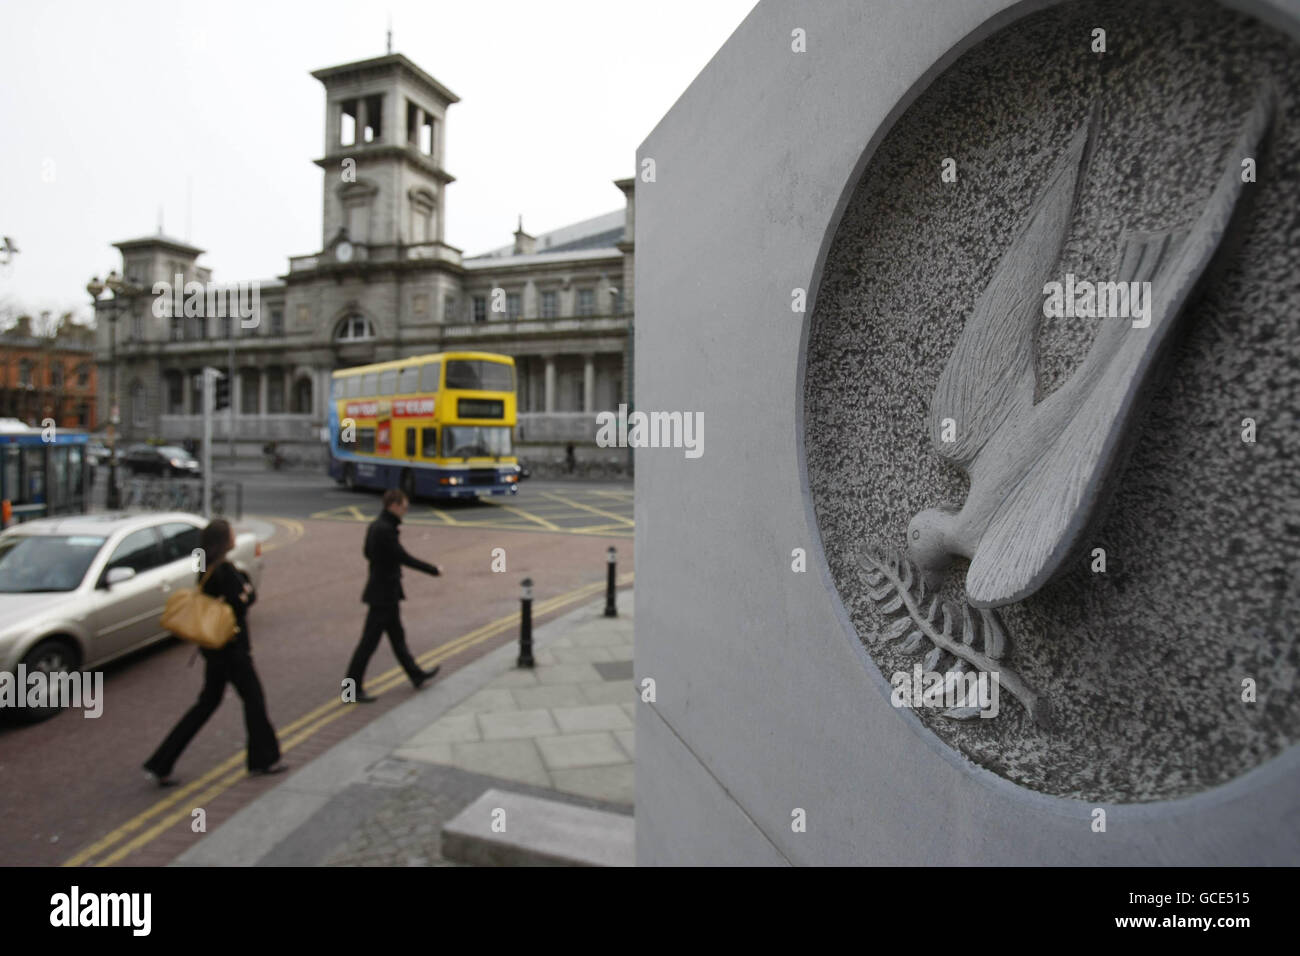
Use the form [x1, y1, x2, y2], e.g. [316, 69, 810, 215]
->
[173, 590, 635, 866]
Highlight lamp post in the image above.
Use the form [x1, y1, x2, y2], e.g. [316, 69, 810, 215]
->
[87, 270, 141, 510]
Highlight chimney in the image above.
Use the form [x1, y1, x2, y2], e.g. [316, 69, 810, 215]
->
[513, 215, 535, 256]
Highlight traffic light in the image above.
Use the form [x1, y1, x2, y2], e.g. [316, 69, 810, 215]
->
[214, 373, 230, 411]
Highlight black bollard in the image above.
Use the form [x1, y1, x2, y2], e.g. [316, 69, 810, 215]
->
[517, 577, 535, 668]
[604, 546, 617, 618]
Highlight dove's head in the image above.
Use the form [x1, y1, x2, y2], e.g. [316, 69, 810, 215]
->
[907, 508, 957, 589]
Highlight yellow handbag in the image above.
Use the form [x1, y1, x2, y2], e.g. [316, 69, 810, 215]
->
[161, 565, 238, 650]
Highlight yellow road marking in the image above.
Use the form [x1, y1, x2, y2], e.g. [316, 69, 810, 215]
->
[259, 516, 304, 553]
[427, 506, 458, 526]
[495, 503, 561, 531]
[63, 572, 633, 867]
[540, 491, 635, 527]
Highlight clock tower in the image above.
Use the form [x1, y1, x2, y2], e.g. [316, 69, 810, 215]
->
[310, 53, 459, 256]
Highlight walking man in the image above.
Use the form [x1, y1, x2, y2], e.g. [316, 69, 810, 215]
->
[344, 488, 443, 702]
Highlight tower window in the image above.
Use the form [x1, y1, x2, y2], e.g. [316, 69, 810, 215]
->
[340, 100, 357, 146]
[363, 94, 383, 142]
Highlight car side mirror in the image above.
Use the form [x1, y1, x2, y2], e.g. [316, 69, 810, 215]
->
[104, 566, 136, 587]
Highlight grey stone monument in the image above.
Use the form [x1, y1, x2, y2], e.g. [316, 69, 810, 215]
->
[636, 0, 1299, 863]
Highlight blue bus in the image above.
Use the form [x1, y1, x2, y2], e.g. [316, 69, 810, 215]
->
[0, 420, 90, 526]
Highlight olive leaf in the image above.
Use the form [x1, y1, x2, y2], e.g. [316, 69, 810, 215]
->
[855, 548, 1049, 727]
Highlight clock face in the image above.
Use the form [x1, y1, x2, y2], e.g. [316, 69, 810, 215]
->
[336, 241, 353, 263]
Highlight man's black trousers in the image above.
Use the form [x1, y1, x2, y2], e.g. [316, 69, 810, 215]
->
[347, 603, 423, 689]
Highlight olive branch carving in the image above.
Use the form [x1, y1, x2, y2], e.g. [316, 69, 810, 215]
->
[855, 549, 1050, 728]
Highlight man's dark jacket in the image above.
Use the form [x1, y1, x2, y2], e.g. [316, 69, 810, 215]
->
[361, 510, 438, 605]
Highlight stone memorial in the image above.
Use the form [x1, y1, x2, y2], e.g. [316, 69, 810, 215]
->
[635, 0, 1299, 863]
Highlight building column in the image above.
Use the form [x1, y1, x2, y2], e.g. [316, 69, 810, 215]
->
[544, 356, 556, 413]
[583, 354, 595, 414]
[258, 368, 268, 418]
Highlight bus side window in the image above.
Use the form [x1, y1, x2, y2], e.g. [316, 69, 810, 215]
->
[405, 428, 416, 458]
[420, 363, 441, 392]
[421, 427, 438, 458]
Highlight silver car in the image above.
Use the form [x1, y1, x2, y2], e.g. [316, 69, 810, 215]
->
[0, 513, 263, 718]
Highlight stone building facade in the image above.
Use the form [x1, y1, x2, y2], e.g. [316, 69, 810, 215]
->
[93, 52, 633, 472]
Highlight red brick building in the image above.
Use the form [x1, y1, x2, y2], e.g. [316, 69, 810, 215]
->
[0, 318, 98, 430]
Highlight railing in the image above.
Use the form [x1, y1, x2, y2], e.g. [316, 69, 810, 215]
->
[115, 476, 242, 518]
[516, 412, 601, 442]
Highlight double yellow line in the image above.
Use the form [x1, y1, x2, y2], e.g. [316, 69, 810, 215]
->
[63, 571, 633, 868]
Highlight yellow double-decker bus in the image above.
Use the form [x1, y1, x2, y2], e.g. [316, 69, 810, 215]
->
[327, 351, 521, 500]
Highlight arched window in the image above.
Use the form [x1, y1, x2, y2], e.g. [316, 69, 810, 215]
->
[335, 315, 375, 342]
[292, 376, 313, 414]
[164, 371, 184, 414]
[240, 368, 260, 414]
[131, 382, 148, 427]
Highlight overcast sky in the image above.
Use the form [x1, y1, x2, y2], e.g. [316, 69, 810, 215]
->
[0, 0, 757, 323]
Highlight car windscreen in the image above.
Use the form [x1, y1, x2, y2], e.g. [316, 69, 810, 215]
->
[0, 534, 106, 592]
[157, 446, 190, 458]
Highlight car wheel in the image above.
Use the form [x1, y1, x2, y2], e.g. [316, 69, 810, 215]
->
[16, 638, 81, 723]
[400, 469, 416, 501]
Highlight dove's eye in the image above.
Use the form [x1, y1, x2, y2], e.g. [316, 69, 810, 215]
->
[912, 529, 920, 541]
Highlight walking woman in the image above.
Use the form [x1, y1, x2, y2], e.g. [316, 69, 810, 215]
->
[143, 518, 286, 785]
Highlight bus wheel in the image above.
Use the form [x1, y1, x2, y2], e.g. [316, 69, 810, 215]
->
[400, 469, 416, 502]
[344, 464, 357, 491]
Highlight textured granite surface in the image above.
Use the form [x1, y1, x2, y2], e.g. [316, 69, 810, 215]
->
[804, 0, 1299, 802]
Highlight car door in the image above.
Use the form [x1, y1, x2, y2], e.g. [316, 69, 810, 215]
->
[157, 519, 204, 593]
[84, 526, 173, 664]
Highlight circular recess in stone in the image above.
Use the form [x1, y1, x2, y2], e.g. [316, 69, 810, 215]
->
[803, 0, 1300, 802]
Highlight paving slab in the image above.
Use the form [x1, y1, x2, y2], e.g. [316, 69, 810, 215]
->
[553, 704, 634, 734]
[581, 680, 637, 706]
[477, 708, 560, 740]
[549, 765, 636, 806]
[442, 788, 634, 867]
[510, 684, 589, 710]
[536, 732, 627, 771]
[451, 739, 551, 787]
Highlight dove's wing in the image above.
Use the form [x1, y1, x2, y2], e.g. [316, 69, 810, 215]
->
[928, 117, 1094, 470]
[964, 85, 1275, 608]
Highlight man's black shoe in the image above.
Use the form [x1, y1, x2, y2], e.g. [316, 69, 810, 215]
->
[354, 692, 378, 703]
[414, 665, 441, 690]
